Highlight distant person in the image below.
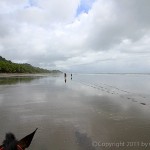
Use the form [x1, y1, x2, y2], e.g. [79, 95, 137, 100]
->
[71, 74, 72, 80]
[64, 73, 67, 83]
[64, 73, 67, 78]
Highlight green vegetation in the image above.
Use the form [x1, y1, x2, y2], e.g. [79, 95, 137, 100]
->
[0, 56, 62, 73]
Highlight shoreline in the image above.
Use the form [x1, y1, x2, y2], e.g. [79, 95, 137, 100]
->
[0, 73, 62, 77]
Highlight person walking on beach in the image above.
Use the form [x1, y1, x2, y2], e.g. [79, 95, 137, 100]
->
[71, 74, 72, 80]
[64, 73, 67, 78]
[64, 73, 67, 83]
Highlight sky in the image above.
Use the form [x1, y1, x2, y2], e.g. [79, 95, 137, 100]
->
[0, 0, 150, 73]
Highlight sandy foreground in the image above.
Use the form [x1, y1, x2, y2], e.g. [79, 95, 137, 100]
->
[0, 74, 150, 150]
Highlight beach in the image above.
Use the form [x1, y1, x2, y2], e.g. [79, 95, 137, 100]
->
[0, 74, 150, 150]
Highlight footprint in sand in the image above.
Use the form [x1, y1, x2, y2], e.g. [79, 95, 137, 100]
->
[140, 103, 146, 105]
[132, 99, 137, 102]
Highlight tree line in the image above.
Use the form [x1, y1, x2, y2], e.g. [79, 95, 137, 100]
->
[0, 56, 61, 73]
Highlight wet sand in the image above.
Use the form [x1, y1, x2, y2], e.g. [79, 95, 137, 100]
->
[0, 74, 150, 150]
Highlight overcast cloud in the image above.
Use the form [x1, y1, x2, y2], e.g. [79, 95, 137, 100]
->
[0, 0, 150, 73]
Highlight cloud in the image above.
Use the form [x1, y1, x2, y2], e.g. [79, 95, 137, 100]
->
[0, 0, 150, 73]
[83, 0, 150, 51]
